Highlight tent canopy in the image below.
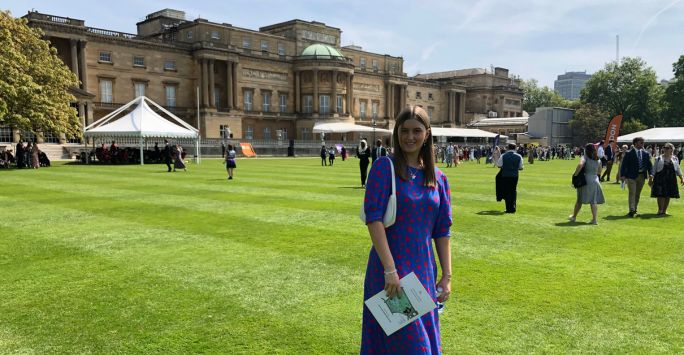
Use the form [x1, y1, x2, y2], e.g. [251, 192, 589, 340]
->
[617, 127, 684, 144]
[84, 96, 198, 138]
[431, 127, 507, 139]
[313, 122, 391, 134]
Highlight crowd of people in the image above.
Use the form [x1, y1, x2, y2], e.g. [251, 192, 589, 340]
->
[0, 140, 50, 169]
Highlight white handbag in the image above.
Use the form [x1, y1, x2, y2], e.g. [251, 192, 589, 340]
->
[360, 158, 397, 227]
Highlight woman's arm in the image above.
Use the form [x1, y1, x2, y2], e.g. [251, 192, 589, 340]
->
[434, 237, 452, 303]
[367, 221, 401, 298]
[572, 160, 584, 176]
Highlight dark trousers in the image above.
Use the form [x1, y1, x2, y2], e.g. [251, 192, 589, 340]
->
[501, 176, 519, 213]
[165, 158, 172, 172]
[601, 161, 613, 181]
[360, 160, 369, 186]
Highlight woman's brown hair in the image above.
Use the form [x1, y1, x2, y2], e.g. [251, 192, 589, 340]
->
[584, 143, 598, 160]
[392, 105, 436, 187]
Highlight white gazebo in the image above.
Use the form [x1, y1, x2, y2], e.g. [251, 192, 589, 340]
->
[312, 122, 392, 134]
[431, 127, 507, 141]
[617, 127, 684, 144]
[84, 96, 199, 165]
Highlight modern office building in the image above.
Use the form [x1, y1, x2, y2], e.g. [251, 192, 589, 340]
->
[3, 9, 524, 145]
[554, 71, 591, 100]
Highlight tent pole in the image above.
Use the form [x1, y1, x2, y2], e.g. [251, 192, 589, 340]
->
[140, 137, 144, 166]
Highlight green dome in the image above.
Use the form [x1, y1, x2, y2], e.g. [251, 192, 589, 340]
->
[300, 44, 344, 59]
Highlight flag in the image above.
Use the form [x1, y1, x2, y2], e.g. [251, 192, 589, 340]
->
[493, 134, 500, 148]
[603, 114, 623, 150]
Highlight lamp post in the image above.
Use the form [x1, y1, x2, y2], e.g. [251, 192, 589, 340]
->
[372, 118, 376, 146]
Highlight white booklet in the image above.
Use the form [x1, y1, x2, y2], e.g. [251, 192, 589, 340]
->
[364, 272, 437, 336]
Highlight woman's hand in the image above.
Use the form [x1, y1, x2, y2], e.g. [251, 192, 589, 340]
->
[384, 271, 401, 299]
[436, 276, 452, 303]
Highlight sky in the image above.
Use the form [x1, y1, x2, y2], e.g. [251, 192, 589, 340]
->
[4, 0, 683, 87]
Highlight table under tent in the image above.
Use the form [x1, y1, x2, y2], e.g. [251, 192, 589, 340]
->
[84, 96, 199, 165]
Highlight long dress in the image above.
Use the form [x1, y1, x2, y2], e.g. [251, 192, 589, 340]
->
[361, 157, 452, 354]
[174, 148, 186, 169]
[577, 158, 605, 204]
[31, 145, 40, 169]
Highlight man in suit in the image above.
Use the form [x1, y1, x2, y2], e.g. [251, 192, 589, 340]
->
[163, 139, 173, 172]
[496, 143, 524, 213]
[370, 139, 387, 163]
[619, 137, 654, 217]
[600, 140, 615, 182]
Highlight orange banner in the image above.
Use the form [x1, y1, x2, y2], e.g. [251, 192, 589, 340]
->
[239, 142, 257, 157]
[603, 114, 623, 148]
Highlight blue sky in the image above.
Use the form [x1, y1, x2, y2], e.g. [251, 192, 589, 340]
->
[5, 0, 683, 87]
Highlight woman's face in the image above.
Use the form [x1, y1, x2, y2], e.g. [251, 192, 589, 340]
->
[399, 118, 428, 156]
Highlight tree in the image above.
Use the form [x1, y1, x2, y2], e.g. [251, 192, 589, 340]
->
[663, 55, 684, 126]
[0, 11, 80, 138]
[569, 104, 610, 146]
[620, 119, 647, 135]
[580, 57, 664, 127]
[520, 79, 571, 113]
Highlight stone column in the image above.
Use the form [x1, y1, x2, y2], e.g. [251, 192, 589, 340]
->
[201, 59, 209, 107]
[209, 59, 216, 108]
[388, 84, 394, 119]
[226, 61, 233, 110]
[400, 85, 406, 111]
[313, 70, 319, 114]
[459, 93, 466, 126]
[79, 102, 86, 130]
[346, 73, 352, 115]
[70, 39, 79, 82]
[232, 62, 239, 109]
[385, 83, 390, 119]
[349, 74, 354, 116]
[78, 40, 88, 91]
[331, 70, 338, 114]
[447, 91, 453, 123]
[295, 71, 301, 113]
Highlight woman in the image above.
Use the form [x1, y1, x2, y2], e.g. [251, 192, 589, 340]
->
[357, 139, 370, 187]
[492, 146, 502, 168]
[320, 145, 327, 166]
[649, 142, 684, 216]
[361, 105, 452, 354]
[328, 146, 335, 166]
[613, 144, 628, 183]
[173, 144, 187, 172]
[31, 142, 40, 169]
[225, 144, 237, 180]
[569, 143, 605, 225]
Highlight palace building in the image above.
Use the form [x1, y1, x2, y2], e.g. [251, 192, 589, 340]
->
[10, 9, 524, 144]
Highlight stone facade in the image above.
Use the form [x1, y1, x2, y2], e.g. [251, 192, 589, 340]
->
[14, 9, 524, 143]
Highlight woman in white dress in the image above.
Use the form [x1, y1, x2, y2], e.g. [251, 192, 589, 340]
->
[569, 143, 605, 225]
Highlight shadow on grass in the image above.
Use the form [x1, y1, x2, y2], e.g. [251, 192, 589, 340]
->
[604, 214, 634, 220]
[476, 210, 505, 216]
[338, 186, 365, 189]
[554, 221, 589, 227]
[636, 213, 665, 220]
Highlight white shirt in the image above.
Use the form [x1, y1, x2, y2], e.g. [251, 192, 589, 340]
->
[597, 145, 605, 159]
[652, 155, 682, 176]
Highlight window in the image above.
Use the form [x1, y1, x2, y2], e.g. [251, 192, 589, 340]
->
[371, 101, 378, 119]
[278, 42, 286, 57]
[99, 79, 113, 103]
[211, 30, 220, 40]
[263, 127, 271, 140]
[428, 93, 433, 100]
[214, 87, 221, 108]
[99, 51, 112, 63]
[242, 37, 251, 49]
[0, 127, 12, 142]
[244, 90, 253, 111]
[428, 106, 434, 120]
[415, 91, 422, 99]
[360, 100, 367, 119]
[262, 91, 271, 112]
[133, 56, 145, 67]
[261, 40, 269, 53]
[42, 131, 59, 144]
[303, 95, 313, 113]
[186, 31, 193, 40]
[220, 125, 231, 139]
[281, 128, 288, 141]
[336, 95, 343, 113]
[165, 85, 177, 107]
[164, 60, 176, 71]
[279, 94, 287, 113]
[319, 95, 330, 114]
[390, 63, 396, 74]
[245, 126, 253, 139]
[372, 59, 379, 72]
[360, 57, 366, 69]
[301, 127, 311, 140]
[134, 82, 145, 97]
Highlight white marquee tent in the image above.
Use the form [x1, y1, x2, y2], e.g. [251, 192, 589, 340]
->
[617, 127, 684, 144]
[312, 122, 392, 134]
[84, 96, 199, 165]
[431, 127, 507, 140]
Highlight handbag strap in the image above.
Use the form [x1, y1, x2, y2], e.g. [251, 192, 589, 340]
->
[388, 158, 396, 197]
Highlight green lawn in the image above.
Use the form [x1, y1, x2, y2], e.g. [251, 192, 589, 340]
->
[1, 157, 683, 353]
